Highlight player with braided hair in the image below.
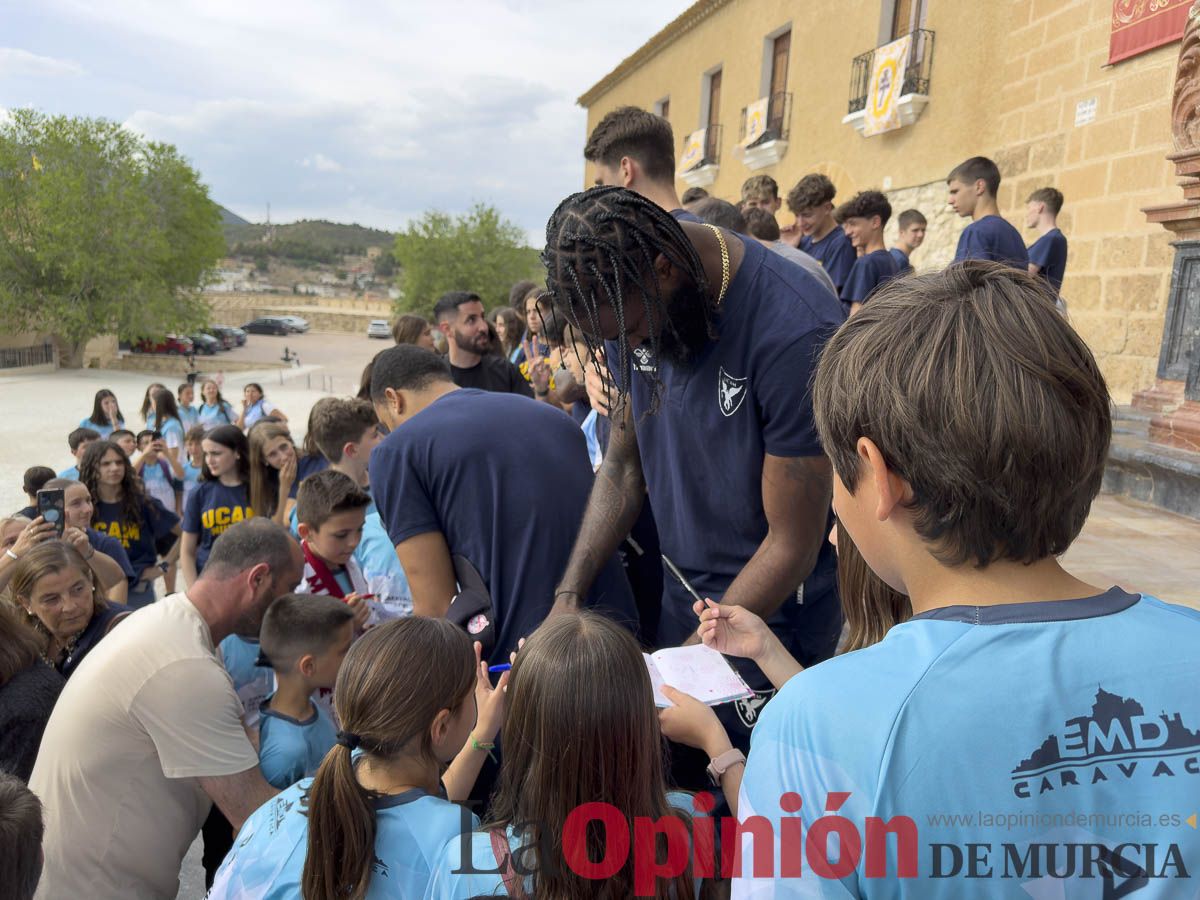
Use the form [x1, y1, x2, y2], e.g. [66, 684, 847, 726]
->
[547, 185, 846, 790]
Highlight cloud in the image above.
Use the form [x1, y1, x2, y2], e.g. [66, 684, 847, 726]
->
[302, 153, 342, 173]
[0, 47, 84, 78]
[8, 1, 696, 235]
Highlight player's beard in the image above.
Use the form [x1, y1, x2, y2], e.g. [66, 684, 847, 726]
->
[655, 279, 713, 368]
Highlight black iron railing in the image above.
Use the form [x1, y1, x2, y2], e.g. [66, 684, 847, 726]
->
[848, 28, 935, 114]
[739, 92, 793, 145]
[0, 341, 55, 369]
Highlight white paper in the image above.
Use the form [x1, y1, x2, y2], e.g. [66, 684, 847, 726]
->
[645, 644, 754, 708]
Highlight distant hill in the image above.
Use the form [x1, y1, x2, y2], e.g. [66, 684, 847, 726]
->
[224, 219, 395, 259]
[219, 205, 251, 227]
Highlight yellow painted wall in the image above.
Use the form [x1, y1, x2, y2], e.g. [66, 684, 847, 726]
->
[581, 0, 1182, 402]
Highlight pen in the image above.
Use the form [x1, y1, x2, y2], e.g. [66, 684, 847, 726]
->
[488, 663, 512, 673]
[661, 554, 704, 605]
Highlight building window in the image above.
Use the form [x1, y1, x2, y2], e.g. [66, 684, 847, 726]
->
[654, 97, 670, 120]
[768, 30, 790, 136]
[889, 0, 926, 40]
[703, 68, 722, 162]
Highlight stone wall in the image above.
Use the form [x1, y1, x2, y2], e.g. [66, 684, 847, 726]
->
[104, 355, 287, 376]
[579, 0, 1183, 402]
[882, 180, 967, 272]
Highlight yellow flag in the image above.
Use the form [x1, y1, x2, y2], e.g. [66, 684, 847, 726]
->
[863, 34, 912, 137]
[31, 153, 42, 171]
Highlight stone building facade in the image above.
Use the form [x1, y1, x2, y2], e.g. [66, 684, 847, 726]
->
[579, 0, 1185, 402]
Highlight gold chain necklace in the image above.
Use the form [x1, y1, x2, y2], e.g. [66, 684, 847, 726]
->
[702, 223, 730, 307]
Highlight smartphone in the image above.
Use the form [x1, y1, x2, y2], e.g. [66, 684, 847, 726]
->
[36, 488, 66, 538]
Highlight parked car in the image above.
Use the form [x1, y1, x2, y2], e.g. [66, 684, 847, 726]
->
[228, 326, 248, 345]
[242, 317, 291, 336]
[133, 335, 194, 355]
[277, 315, 310, 333]
[367, 319, 391, 339]
[189, 333, 221, 355]
[207, 325, 240, 349]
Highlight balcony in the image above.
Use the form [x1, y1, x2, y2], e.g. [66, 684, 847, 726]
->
[843, 28, 934, 135]
[737, 92, 792, 169]
[678, 124, 723, 189]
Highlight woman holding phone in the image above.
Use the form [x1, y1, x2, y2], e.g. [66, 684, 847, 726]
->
[79, 389, 125, 439]
[80, 440, 181, 609]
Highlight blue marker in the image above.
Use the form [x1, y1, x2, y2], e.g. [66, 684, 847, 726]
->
[488, 663, 512, 673]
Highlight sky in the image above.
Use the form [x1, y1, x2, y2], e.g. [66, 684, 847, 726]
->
[0, 0, 693, 241]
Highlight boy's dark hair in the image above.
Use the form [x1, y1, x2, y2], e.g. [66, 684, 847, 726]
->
[185, 424, 207, 444]
[296, 469, 371, 532]
[110, 428, 135, 442]
[787, 173, 837, 214]
[22, 466, 55, 497]
[833, 202, 850, 225]
[813, 261, 1110, 568]
[432, 291, 481, 323]
[948, 156, 1002, 196]
[136, 430, 156, 445]
[897, 208, 927, 229]
[680, 186, 709, 205]
[743, 207, 782, 241]
[308, 398, 378, 464]
[369, 345, 453, 401]
[1027, 187, 1064, 215]
[583, 106, 676, 185]
[0, 773, 44, 900]
[841, 190, 893, 227]
[692, 197, 746, 233]
[741, 174, 779, 201]
[259, 593, 355, 672]
[508, 279, 538, 307]
[67, 427, 101, 453]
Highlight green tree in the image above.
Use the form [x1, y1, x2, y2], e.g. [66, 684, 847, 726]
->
[0, 109, 224, 365]
[392, 203, 542, 315]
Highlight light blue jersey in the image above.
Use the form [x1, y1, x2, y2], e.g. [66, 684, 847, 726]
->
[78, 416, 122, 438]
[258, 696, 337, 789]
[210, 781, 477, 900]
[179, 404, 199, 430]
[733, 589, 1200, 898]
[219, 635, 274, 728]
[58, 464, 80, 480]
[199, 401, 235, 427]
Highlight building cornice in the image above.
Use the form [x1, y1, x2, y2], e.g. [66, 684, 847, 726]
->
[577, 0, 734, 108]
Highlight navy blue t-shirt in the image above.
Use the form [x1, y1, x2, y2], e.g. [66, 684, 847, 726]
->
[87, 529, 136, 585]
[799, 226, 856, 292]
[1027, 227, 1069, 293]
[841, 248, 901, 304]
[609, 236, 845, 672]
[369, 389, 637, 664]
[183, 480, 253, 573]
[93, 497, 178, 581]
[889, 246, 912, 275]
[288, 453, 329, 500]
[954, 214, 1030, 269]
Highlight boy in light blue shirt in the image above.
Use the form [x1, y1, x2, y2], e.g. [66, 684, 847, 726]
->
[256, 593, 354, 789]
[733, 262, 1200, 898]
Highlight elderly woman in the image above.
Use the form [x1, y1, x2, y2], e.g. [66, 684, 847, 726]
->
[10, 541, 130, 680]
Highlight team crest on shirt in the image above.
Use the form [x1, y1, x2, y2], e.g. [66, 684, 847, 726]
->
[718, 367, 748, 417]
[734, 687, 777, 728]
[633, 345, 656, 373]
[467, 614, 489, 635]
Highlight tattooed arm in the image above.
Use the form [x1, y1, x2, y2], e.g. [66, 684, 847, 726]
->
[552, 400, 645, 614]
[705, 453, 832, 624]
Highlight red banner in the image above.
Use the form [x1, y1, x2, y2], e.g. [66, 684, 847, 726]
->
[1108, 0, 1193, 64]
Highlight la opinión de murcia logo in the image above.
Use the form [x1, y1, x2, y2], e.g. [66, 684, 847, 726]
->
[1011, 687, 1200, 800]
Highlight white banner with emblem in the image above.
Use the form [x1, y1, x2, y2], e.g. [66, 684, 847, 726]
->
[677, 128, 707, 174]
[863, 33, 912, 137]
[738, 96, 770, 148]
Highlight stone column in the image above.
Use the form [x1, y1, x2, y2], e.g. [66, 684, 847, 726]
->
[1135, 0, 1200, 449]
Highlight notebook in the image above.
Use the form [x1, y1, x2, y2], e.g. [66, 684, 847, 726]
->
[644, 644, 754, 708]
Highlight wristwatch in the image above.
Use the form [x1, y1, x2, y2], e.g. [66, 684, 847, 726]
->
[706, 748, 746, 786]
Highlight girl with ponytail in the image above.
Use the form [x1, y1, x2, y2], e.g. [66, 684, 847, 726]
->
[209, 617, 509, 899]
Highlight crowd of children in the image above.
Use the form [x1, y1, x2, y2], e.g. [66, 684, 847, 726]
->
[2, 109, 1195, 900]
